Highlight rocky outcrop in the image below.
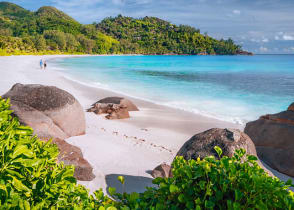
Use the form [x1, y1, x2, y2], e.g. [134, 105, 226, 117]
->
[288, 103, 294, 112]
[151, 163, 172, 178]
[87, 97, 138, 120]
[236, 50, 254, 56]
[53, 139, 95, 181]
[96, 97, 139, 112]
[2, 83, 86, 139]
[88, 103, 130, 119]
[244, 104, 294, 177]
[175, 128, 273, 176]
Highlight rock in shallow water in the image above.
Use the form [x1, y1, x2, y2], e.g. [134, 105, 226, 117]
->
[2, 83, 86, 139]
[245, 103, 294, 177]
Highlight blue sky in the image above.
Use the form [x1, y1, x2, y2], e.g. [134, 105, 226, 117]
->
[4, 0, 294, 54]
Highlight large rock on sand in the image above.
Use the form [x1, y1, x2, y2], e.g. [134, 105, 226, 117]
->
[2, 83, 85, 140]
[53, 139, 95, 181]
[244, 104, 294, 177]
[88, 103, 130, 119]
[87, 97, 138, 120]
[176, 128, 257, 159]
[96, 97, 139, 112]
[175, 128, 273, 176]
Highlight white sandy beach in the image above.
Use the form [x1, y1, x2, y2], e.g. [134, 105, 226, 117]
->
[0, 55, 292, 193]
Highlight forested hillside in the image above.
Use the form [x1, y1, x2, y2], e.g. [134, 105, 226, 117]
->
[97, 15, 242, 55]
[0, 2, 248, 55]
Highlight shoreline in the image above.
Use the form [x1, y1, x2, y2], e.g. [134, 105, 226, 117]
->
[0, 55, 293, 193]
[48, 55, 245, 131]
[49, 55, 249, 125]
[56, 69, 247, 126]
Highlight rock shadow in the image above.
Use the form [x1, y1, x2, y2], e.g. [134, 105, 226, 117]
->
[105, 174, 154, 194]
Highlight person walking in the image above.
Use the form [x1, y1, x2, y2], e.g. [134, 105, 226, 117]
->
[44, 60, 47, 70]
[40, 59, 43, 69]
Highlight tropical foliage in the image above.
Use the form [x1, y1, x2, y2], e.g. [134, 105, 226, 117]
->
[118, 150, 294, 209]
[0, 2, 243, 55]
[1, 96, 293, 209]
[0, 97, 116, 209]
[97, 15, 241, 55]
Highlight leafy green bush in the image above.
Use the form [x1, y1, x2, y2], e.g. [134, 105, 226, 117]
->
[1, 96, 293, 209]
[115, 148, 294, 209]
[0, 97, 116, 209]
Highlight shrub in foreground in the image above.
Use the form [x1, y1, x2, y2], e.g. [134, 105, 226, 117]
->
[115, 149, 294, 209]
[0, 97, 116, 209]
[0, 97, 294, 209]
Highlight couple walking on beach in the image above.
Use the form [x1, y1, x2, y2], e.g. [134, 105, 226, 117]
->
[40, 59, 47, 70]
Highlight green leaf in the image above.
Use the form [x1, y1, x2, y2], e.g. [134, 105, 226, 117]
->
[11, 145, 34, 158]
[117, 176, 125, 185]
[169, 184, 179, 193]
[286, 179, 293, 185]
[129, 192, 139, 202]
[11, 177, 30, 193]
[11, 145, 29, 158]
[205, 200, 215, 208]
[108, 187, 116, 196]
[214, 146, 222, 157]
[0, 184, 7, 197]
[247, 155, 258, 161]
[178, 193, 185, 203]
[24, 200, 30, 210]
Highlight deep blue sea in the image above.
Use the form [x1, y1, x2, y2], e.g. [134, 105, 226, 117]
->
[52, 55, 294, 124]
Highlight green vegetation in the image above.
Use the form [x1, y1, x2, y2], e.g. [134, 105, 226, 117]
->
[0, 97, 116, 209]
[121, 149, 294, 209]
[1, 97, 293, 209]
[97, 16, 241, 55]
[0, 2, 244, 56]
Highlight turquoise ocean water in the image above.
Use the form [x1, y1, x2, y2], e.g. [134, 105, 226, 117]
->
[52, 55, 294, 125]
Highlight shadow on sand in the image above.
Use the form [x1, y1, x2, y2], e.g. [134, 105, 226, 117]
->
[105, 174, 155, 194]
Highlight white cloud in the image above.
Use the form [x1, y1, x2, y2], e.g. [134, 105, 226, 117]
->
[233, 9, 241, 15]
[274, 32, 294, 41]
[259, 46, 268, 52]
[250, 38, 260, 43]
[283, 35, 294, 41]
[262, 38, 269, 42]
[274, 35, 280, 40]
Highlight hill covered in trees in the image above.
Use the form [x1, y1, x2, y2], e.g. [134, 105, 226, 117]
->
[0, 2, 250, 55]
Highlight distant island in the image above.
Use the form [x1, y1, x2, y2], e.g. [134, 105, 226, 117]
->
[0, 2, 252, 56]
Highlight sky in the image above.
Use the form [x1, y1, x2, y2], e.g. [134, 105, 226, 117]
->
[4, 0, 294, 54]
